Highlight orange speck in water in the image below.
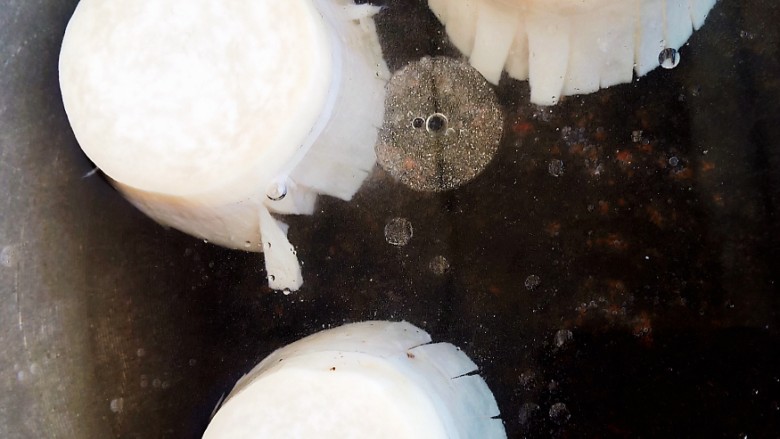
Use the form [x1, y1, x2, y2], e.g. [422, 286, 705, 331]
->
[605, 279, 627, 294]
[616, 150, 633, 164]
[513, 121, 534, 136]
[594, 127, 607, 142]
[637, 140, 654, 154]
[632, 313, 654, 345]
[671, 167, 694, 180]
[545, 221, 561, 237]
[598, 200, 610, 215]
[646, 205, 664, 227]
[607, 303, 623, 316]
[403, 157, 417, 171]
[488, 285, 502, 296]
[701, 161, 716, 172]
[595, 233, 629, 251]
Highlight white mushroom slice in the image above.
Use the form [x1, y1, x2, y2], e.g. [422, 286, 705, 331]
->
[59, 0, 389, 291]
[204, 321, 507, 439]
[470, 1, 521, 85]
[427, 0, 719, 105]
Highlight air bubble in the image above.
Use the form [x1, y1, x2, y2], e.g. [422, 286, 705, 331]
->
[524, 275, 541, 291]
[429, 255, 450, 275]
[548, 159, 564, 177]
[658, 48, 680, 69]
[425, 113, 448, 133]
[266, 180, 288, 201]
[668, 156, 680, 167]
[554, 329, 573, 348]
[412, 117, 424, 128]
[384, 218, 413, 246]
[110, 398, 124, 413]
[518, 402, 541, 425]
[548, 402, 571, 425]
[1, 245, 18, 268]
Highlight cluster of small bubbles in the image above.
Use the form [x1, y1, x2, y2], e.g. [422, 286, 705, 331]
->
[532, 106, 554, 123]
[740, 30, 755, 40]
[1, 245, 18, 268]
[554, 329, 574, 348]
[518, 370, 536, 389]
[429, 255, 450, 275]
[659, 47, 680, 69]
[524, 274, 541, 291]
[266, 180, 287, 201]
[518, 402, 541, 425]
[548, 159, 564, 177]
[548, 402, 571, 425]
[110, 397, 124, 414]
[631, 130, 643, 143]
[560, 126, 587, 146]
[384, 217, 413, 246]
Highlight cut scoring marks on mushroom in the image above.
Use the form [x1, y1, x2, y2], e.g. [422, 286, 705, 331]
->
[376, 57, 503, 192]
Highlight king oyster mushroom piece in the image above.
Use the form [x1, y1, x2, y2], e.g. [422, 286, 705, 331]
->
[59, 0, 389, 291]
[428, 0, 718, 105]
[203, 321, 507, 439]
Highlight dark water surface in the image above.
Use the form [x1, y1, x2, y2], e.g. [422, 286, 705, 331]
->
[1, 0, 778, 438]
